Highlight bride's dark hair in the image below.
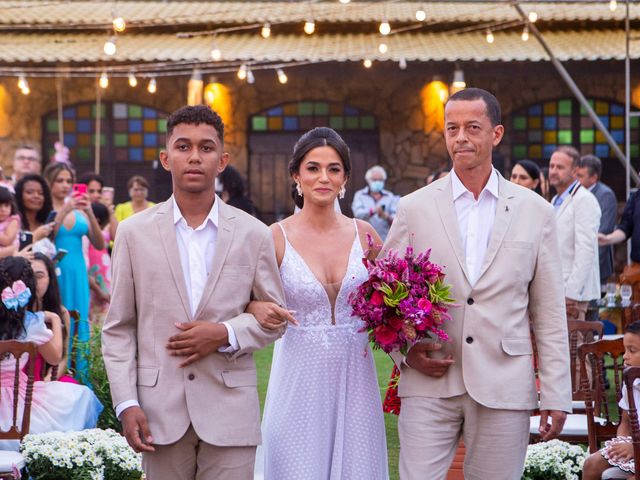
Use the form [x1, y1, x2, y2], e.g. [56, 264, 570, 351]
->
[289, 127, 351, 209]
[0, 256, 35, 341]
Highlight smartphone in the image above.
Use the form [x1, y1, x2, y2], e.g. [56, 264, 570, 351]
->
[45, 210, 57, 224]
[102, 186, 114, 206]
[73, 183, 87, 196]
[52, 249, 68, 264]
[18, 231, 33, 250]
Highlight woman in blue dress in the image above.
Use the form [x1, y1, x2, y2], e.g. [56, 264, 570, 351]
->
[43, 163, 104, 383]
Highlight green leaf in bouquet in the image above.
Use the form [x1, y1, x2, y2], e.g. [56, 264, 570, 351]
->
[429, 279, 455, 305]
[378, 282, 409, 308]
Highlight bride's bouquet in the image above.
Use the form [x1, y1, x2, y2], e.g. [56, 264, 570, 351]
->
[348, 236, 455, 355]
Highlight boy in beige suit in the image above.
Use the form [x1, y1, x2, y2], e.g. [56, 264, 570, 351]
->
[102, 106, 287, 480]
[384, 89, 572, 480]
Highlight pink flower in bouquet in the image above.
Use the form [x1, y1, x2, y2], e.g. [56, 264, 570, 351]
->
[417, 297, 432, 314]
[375, 325, 398, 347]
[370, 290, 384, 306]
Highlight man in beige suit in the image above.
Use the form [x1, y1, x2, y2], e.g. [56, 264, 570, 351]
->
[102, 105, 286, 480]
[384, 88, 571, 480]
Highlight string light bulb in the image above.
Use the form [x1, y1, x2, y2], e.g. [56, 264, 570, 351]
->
[147, 77, 157, 94]
[112, 16, 126, 32]
[103, 36, 117, 56]
[378, 43, 388, 54]
[237, 64, 247, 80]
[521, 24, 529, 41]
[99, 71, 109, 89]
[261, 23, 271, 38]
[528, 11, 538, 23]
[398, 57, 407, 70]
[452, 68, 466, 89]
[277, 68, 288, 84]
[610, 0, 617, 11]
[128, 72, 138, 87]
[304, 19, 315, 35]
[339, 0, 350, 4]
[379, 21, 391, 35]
[247, 68, 255, 85]
[485, 29, 494, 44]
[415, 7, 426, 22]
[17, 75, 27, 91]
[21, 85, 30, 95]
[363, 58, 372, 68]
[211, 40, 222, 61]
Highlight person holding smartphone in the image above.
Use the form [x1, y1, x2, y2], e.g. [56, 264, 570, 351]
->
[14, 174, 56, 252]
[43, 162, 105, 384]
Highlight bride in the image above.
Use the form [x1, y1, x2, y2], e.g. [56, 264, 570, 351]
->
[250, 127, 388, 479]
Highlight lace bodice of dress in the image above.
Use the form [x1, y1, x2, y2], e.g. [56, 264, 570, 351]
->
[277, 221, 368, 330]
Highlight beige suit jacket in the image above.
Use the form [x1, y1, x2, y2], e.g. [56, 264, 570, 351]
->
[384, 174, 572, 412]
[102, 198, 286, 446]
[553, 182, 601, 301]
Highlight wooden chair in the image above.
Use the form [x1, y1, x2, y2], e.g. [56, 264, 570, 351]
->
[0, 341, 37, 479]
[568, 320, 604, 395]
[623, 366, 640, 480]
[578, 338, 626, 453]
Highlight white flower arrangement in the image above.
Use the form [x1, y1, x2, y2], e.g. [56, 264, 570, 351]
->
[21, 428, 143, 480]
[522, 439, 586, 480]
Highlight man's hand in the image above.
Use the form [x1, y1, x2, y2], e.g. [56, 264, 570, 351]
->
[405, 342, 454, 377]
[121, 406, 155, 453]
[565, 298, 579, 319]
[538, 410, 567, 441]
[166, 321, 228, 367]
[598, 232, 610, 246]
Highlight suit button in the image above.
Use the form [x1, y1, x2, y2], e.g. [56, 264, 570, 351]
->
[188, 373, 195, 381]
[467, 298, 474, 305]
[466, 337, 474, 344]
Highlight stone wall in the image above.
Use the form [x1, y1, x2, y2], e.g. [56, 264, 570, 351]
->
[0, 60, 635, 197]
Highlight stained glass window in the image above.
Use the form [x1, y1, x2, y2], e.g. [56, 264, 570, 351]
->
[250, 101, 377, 132]
[43, 102, 167, 165]
[511, 98, 638, 161]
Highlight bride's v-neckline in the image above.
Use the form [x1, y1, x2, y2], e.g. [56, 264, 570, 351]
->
[281, 223, 359, 324]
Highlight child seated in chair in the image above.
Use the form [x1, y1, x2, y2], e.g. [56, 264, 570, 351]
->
[583, 321, 640, 480]
[0, 256, 102, 450]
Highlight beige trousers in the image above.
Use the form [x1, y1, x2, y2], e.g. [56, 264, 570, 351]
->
[142, 425, 256, 480]
[398, 394, 530, 480]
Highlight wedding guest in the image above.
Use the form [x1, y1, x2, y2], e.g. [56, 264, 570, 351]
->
[114, 175, 155, 222]
[11, 143, 41, 185]
[14, 174, 55, 249]
[383, 88, 571, 479]
[30, 252, 74, 382]
[0, 187, 20, 256]
[216, 165, 257, 216]
[43, 162, 104, 383]
[79, 172, 118, 241]
[0, 256, 102, 451]
[582, 320, 640, 479]
[250, 127, 388, 479]
[351, 165, 399, 240]
[510, 159, 542, 195]
[87, 202, 111, 326]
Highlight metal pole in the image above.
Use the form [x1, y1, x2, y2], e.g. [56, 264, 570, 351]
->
[56, 78, 63, 147]
[94, 83, 101, 174]
[512, 1, 640, 186]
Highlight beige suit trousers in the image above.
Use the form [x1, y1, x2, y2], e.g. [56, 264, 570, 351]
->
[398, 394, 530, 480]
[142, 425, 256, 480]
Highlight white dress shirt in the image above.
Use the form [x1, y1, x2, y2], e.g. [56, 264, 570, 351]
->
[115, 196, 238, 418]
[451, 168, 499, 285]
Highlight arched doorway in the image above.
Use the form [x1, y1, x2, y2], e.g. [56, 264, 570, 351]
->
[42, 102, 172, 203]
[248, 101, 380, 223]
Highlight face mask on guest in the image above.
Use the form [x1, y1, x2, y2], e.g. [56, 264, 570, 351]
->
[368, 180, 384, 193]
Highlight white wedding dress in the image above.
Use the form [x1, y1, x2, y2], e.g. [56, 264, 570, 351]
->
[258, 220, 388, 480]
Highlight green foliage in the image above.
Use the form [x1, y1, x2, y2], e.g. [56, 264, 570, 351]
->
[378, 281, 409, 308]
[429, 279, 455, 305]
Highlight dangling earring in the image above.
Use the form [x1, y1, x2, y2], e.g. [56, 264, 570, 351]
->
[339, 185, 346, 200]
[296, 182, 303, 197]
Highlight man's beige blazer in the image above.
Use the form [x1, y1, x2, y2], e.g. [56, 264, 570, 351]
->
[384, 174, 572, 413]
[102, 198, 286, 446]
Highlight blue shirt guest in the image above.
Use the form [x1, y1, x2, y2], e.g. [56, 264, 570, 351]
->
[351, 165, 399, 240]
